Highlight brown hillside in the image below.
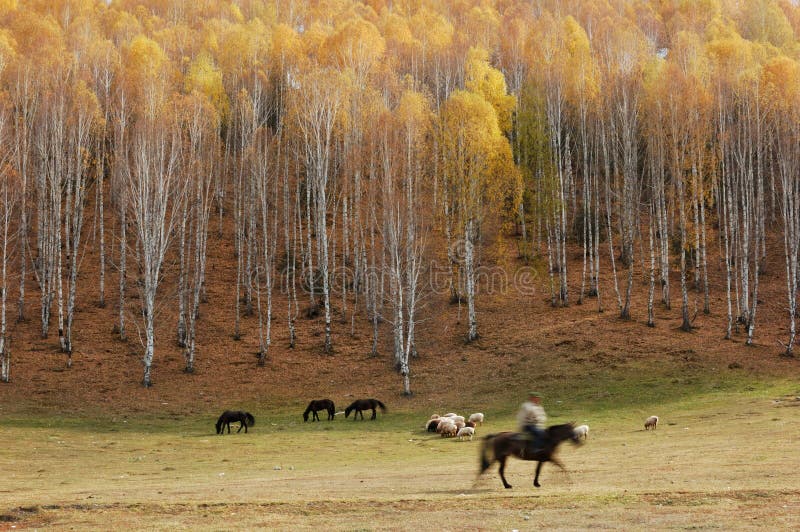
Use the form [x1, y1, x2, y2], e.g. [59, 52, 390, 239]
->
[0, 213, 796, 418]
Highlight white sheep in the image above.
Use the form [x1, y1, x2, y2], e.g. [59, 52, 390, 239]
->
[457, 426, 475, 441]
[444, 413, 459, 418]
[468, 413, 484, 426]
[438, 421, 457, 437]
[454, 420, 466, 430]
[430, 414, 440, 420]
[644, 415, 659, 430]
[573, 424, 589, 440]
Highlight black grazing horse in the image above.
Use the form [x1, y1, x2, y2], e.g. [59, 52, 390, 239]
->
[303, 399, 336, 422]
[344, 398, 386, 420]
[215, 410, 255, 434]
[479, 423, 581, 488]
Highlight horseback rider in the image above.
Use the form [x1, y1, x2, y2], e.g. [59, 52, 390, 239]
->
[517, 391, 547, 453]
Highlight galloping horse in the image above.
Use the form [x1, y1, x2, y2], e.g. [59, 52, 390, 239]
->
[215, 411, 255, 434]
[303, 399, 336, 422]
[344, 398, 386, 420]
[479, 423, 581, 488]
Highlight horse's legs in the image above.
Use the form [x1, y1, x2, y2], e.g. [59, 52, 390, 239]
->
[226, 422, 231, 434]
[237, 421, 243, 433]
[533, 461, 543, 488]
[498, 456, 512, 489]
[370, 408, 376, 420]
[357, 410, 364, 420]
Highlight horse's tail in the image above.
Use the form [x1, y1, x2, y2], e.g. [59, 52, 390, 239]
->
[245, 413, 255, 427]
[479, 434, 496, 475]
[375, 399, 387, 412]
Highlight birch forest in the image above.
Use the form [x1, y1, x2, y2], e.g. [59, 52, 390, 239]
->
[1, 0, 800, 392]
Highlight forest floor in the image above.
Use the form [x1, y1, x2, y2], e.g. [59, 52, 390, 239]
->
[0, 219, 796, 418]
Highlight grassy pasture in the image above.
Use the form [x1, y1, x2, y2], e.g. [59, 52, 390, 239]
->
[1, 379, 799, 530]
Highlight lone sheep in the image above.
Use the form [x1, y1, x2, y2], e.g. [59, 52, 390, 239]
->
[573, 424, 589, 440]
[457, 426, 475, 441]
[644, 415, 659, 430]
[468, 413, 484, 426]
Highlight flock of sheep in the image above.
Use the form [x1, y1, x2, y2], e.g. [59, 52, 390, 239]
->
[425, 412, 485, 440]
[422, 413, 658, 442]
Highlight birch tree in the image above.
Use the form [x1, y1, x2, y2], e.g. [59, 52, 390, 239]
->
[438, 84, 521, 342]
[380, 90, 430, 394]
[289, 67, 349, 354]
[124, 35, 183, 387]
[62, 81, 102, 362]
[0, 92, 15, 382]
[178, 92, 220, 373]
[764, 55, 800, 355]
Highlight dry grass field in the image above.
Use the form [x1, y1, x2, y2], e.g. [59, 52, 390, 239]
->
[1, 380, 799, 530]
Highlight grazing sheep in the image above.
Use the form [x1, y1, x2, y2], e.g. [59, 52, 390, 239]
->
[644, 415, 659, 430]
[468, 413, 484, 426]
[430, 414, 441, 420]
[426, 418, 441, 432]
[573, 424, 589, 440]
[457, 426, 475, 441]
[437, 420, 457, 437]
[465, 421, 476, 428]
[436, 419, 452, 432]
[454, 420, 466, 430]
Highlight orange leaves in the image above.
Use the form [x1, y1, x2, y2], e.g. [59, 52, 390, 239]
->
[0, 30, 16, 75]
[735, 0, 794, 51]
[0, 0, 16, 17]
[6, 9, 65, 69]
[125, 35, 168, 84]
[70, 79, 103, 130]
[320, 17, 385, 85]
[395, 89, 431, 137]
[410, 7, 453, 55]
[761, 55, 800, 111]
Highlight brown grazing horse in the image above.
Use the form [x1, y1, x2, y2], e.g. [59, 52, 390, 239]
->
[303, 399, 336, 422]
[479, 423, 581, 488]
[344, 398, 386, 420]
[215, 411, 255, 434]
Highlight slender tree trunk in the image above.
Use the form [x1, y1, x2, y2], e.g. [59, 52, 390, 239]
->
[647, 204, 656, 327]
[465, 219, 478, 342]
